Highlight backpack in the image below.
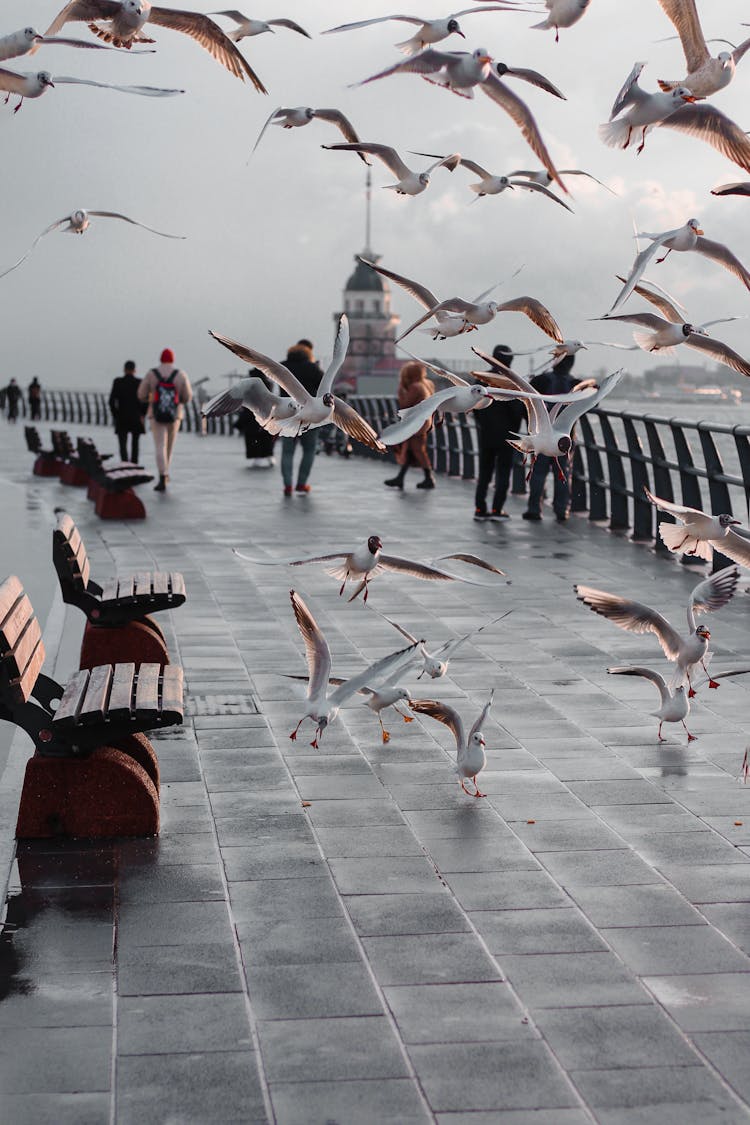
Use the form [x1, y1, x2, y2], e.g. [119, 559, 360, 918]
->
[152, 369, 179, 424]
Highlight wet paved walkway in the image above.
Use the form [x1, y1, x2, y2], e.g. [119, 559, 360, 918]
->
[1, 422, 750, 1124]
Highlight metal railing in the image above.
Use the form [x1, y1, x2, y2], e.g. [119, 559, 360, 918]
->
[14, 390, 234, 435]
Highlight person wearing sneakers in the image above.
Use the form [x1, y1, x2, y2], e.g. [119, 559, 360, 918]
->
[473, 345, 525, 522]
[138, 348, 193, 492]
[278, 339, 324, 496]
[384, 360, 436, 492]
[522, 353, 587, 523]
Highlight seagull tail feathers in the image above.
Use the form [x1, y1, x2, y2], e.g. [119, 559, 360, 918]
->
[598, 119, 633, 150]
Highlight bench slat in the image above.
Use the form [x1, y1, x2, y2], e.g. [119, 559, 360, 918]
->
[11, 618, 44, 686]
[79, 664, 113, 724]
[57, 513, 75, 540]
[108, 663, 136, 720]
[133, 573, 152, 599]
[152, 572, 169, 596]
[118, 577, 135, 600]
[169, 573, 186, 601]
[135, 664, 160, 721]
[100, 580, 119, 603]
[16, 638, 46, 707]
[160, 666, 184, 724]
[54, 670, 90, 727]
[0, 577, 23, 629]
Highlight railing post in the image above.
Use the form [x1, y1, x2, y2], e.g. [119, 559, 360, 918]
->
[733, 427, 750, 518]
[597, 413, 629, 531]
[445, 414, 461, 477]
[669, 420, 705, 567]
[698, 425, 735, 572]
[459, 417, 476, 481]
[579, 413, 608, 521]
[431, 416, 448, 475]
[570, 444, 587, 513]
[643, 418, 673, 555]
[622, 417, 652, 540]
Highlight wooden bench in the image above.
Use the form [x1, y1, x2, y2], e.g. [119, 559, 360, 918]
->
[0, 574, 183, 838]
[76, 438, 153, 520]
[25, 426, 60, 477]
[50, 429, 92, 487]
[53, 512, 186, 667]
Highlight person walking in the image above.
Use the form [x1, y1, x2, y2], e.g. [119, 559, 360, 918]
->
[236, 367, 276, 467]
[473, 344, 525, 521]
[138, 348, 193, 492]
[384, 360, 436, 491]
[109, 361, 146, 464]
[523, 353, 585, 523]
[279, 340, 324, 496]
[4, 379, 21, 423]
[27, 377, 42, 421]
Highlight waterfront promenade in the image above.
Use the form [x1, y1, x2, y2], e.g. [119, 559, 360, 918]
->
[1, 422, 750, 1124]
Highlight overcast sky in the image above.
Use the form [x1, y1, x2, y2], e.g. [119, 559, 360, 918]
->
[2, 0, 750, 391]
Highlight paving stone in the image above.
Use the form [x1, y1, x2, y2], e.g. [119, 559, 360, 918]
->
[258, 1016, 410, 1083]
[500, 952, 650, 1009]
[384, 982, 531, 1044]
[445, 869, 570, 911]
[567, 884, 705, 928]
[472, 907, 608, 954]
[228, 876, 344, 923]
[692, 1032, 750, 1105]
[537, 848, 663, 887]
[644, 973, 750, 1032]
[534, 1004, 701, 1070]
[701, 903, 750, 955]
[0, 1027, 111, 1093]
[512, 818, 628, 852]
[654, 863, 750, 903]
[118, 993, 253, 1055]
[246, 961, 383, 1019]
[117, 942, 241, 996]
[345, 892, 471, 936]
[602, 924, 750, 975]
[361, 932, 501, 986]
[570, 1064, 736, 1110]
[435, 1113, 590, 1125]
[312, 824, 425, 857]
[424, 836, 541, 873]
[269, 1078, 430, 1124]
[329, 856, 444, 895]
[116, 1051, 267, 1124]
[238, 914, 361, 965]
[0, 971, 112, 1028]
[0, 1094, 111, 1125]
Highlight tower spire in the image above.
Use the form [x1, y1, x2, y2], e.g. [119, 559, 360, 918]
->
[364, 167, 373, 258]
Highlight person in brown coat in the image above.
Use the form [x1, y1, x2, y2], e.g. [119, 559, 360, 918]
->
[384, 360, 436, 490]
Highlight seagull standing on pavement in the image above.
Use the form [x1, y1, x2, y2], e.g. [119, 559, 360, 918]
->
[575, 565, 740, 693]
[322, 143, 460, 195]
[288, 590, 421, 748]
[411, 692, 495, 796]
[643, 490, 750, 567]
[608, 662, 750, 743]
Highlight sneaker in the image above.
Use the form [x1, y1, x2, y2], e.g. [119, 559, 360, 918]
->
[522, 511, 541, 521]
[489, 510, 509, 520]
[474, 509, 490, 521]
[283, 485, 293, 496]
[295, 483, 311, 493]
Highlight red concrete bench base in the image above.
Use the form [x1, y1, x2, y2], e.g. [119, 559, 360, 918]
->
[59, 462, 90, 487]
[80, 621, 169, 670]
[94, 488, 146, 520]
[16, 746, 159, 839]
[33, 456, 60, 478]
[112, 732, 160, 792]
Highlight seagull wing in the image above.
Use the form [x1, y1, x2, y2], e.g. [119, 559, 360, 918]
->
[688, 565, 739, 630]
[330, 642, 421, 706]
[610, 236, 672, 312]
[732, 35, 750, 65]
[686, 333, 750, 378]
[655, 0, 709, 72]
[290, 590, 331, 702]
[471, 348, 549, 436]
[711, 182, 750, 197]
[0, 216, 68, 279]
[499, 64, 565, 99]
[409, 698, 465, 749]
[609, 61, 647, 119]
[211, 10, 249, 24]
[436, 611, 513, 660]
[324, 142, 411, 179]
[510, 179, 574, 212]
[556, 370, 623, 431]
[267, 19, 311, 37]
[602, 313, 671, 332]
[712, 529, 750, 569]
[468, 689, 494, 743]
[208, 331, 310, 403]
[86, 211, 184, 238]
[379, 554, 502, 586]
[481, 73, 566, 192]
[576, 585, 684, 660]
[53, 75, 184, 95]
[380, 389, 453, 445]
[234, 548, 349, 566]
[312, 109, 368, 158]
[357, 47, 453, 86]
[619, 276, 684, 322]
[559, 169, 617, 194]
[494, 295, 564, 341]
[457, 156, 493, 177]
[251, 104, 284, 153]
[659, 103, 750, 177]
[322, 15, 424, 34]
[607, 665, 670, 706]
[692, 236, 750, 292]
[399, 349, 470, 388]
[320, 314, 350, 395]
[43, 0, 122, 37]
[434, 553, 506, 577]
[396, 303, 449, 342]
[202, 378, 281, 419]
[332, 397, 386, 451]
[378, 614, 420, 646]
[643, 488, 702, 522]
[149, 6, 267, 90]
[357, 258, 438, 309]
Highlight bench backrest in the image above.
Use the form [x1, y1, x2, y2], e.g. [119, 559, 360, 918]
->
[0, 576, 45, 706]
[51, 430, 74, 459]
[53, 513, 91, 593]
[25, 426, 42, 454]
[76, 438, 102, 474]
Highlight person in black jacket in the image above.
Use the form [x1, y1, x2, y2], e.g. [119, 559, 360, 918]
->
[473, 345, 525, 521]
[28, 377, 42, 421]
[4, 379, 21, 423]
[109, 360, 146, 463]
[279, 341, 324, 495]
[523, 353, 579, 522]
[235, 367, 277, 466]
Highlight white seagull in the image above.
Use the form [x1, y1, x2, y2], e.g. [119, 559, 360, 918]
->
[0, 66, 182, 109]
[575, 564, 740, 693]
[411, 692, 495, 797]
[528, 0, 590, 41]
[323, 7, 522, 56]
[323, 143, 460, 195]
[289, 665, 417, 744]
[397, 289, 563, 343]
[610, 219, 750, 311]
[235, 535, 508, 603]
[416, 155, 573, 208]
[381, 611, 512, 679]
[201, 377, 298, 434]
[252, 106, 369, 161]
[608, 661, 750, 743]
[211, 11, 310, 41]
[712, 182, 750, 198]
[0, 208, 184, 280]
[209, 315, 385, 451]
[40, 0, 266, 89]
[508, 166, 615, 194]
[288, 590, 420, 748]
[599, 62, 696, 153]
[655, 0, 750, 99]
[599, 284, 750, 378]
[356, 47, 567, 191]
[0, 26, 129, 59]
[643, 489, 750, 568]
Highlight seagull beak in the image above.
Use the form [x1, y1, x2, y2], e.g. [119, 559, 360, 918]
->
[479, 737, 486, 747]
[681, 93, 697, 102]
[695, 227, 704, 235]
[479, 54, 492, 65]
[729, 518, 742, 526]
[456, 30, 466, 39]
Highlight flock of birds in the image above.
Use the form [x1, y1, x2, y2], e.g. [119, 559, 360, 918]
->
[7, 0, 750, 792]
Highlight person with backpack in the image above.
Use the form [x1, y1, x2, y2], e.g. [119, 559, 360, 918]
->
[138, 348, 193, 492]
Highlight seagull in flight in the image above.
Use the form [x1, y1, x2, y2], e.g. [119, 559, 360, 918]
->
[356, 47, 567, 191]
[414, 154, 573, 208]
[201, 377, 298, 434]
[527, 0, 591, 41]
[410, 692, 495, 796]
[575, 565, 740, 693]
[0, 208, 184, 280]
[323, 143, 460, 195]
[654, 0, 750, 99]
[381, 611, 512, 679]
[0, 25, 132, 60]
[323, 8, 523, 57]
[508, 166, 616, 194]
[288, 590, 420, 748]
[0, 66, 182, 111]
[211, 11, 310, 41]
[397, 288, 563, 343]
[712, 182, 750, 198]
[643, 490, 750, 568]
[209, 315, 385, 451]
[288, 664, 417, 744]
[40, 1, 266, 90]
[252, 106, 369, 161]
[235, 535, 508, 603]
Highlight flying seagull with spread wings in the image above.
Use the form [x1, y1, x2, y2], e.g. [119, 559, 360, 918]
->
[252, 106, 369, 162]
[643, 489, 750, 568]
[323, 7, 523, 57]
[654, 0, 750, 98]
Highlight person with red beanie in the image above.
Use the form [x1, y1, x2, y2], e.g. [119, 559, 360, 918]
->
[138, 348, 193, 491]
